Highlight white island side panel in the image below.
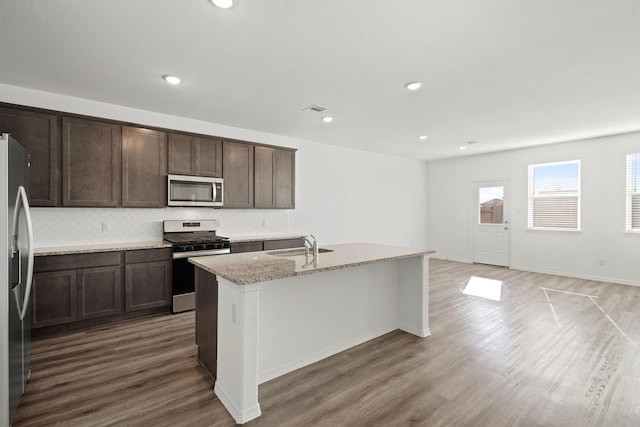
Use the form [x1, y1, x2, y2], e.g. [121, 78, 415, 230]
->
[257, 260, 403, 383]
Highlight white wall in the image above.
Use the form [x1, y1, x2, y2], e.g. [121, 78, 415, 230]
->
[427, 132, 640, 285]
[0, 84, 429, 249]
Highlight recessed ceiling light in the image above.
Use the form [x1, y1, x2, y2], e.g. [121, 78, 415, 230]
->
[418, 135, 428, 140]
[211, 0, 236, 9]
[459, 145, 467, 150]
[162, 74, 181, 85]
[321, 116, 333, 123]
[405, 81, 423, 91]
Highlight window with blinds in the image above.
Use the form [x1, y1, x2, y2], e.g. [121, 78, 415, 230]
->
[626, 153, 640, 231]
[528, 160, 580, 230]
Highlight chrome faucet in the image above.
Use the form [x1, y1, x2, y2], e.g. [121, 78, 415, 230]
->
[304, 234, 318, 258]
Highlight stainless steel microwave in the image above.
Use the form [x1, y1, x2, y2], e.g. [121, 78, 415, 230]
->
[167, 174, 224, 207]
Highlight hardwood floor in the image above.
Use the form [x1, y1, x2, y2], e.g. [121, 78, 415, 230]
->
[13, 259, 640, 426]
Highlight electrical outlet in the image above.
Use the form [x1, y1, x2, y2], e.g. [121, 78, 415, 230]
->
[231, 303, 237, 324]
[598, 257, 605, 266]
[101, 221, 111, 232]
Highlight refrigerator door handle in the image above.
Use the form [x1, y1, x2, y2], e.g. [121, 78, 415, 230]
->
[11, 185, 34, 321]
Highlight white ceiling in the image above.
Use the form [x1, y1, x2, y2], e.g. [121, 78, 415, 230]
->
[1, 0, 640, 161]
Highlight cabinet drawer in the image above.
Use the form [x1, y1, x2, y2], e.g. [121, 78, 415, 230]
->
[35, 252, 122, 272]
[263, 238, 305, 251]
[230, 241, 263, 253]
[125, 248, 172, 264]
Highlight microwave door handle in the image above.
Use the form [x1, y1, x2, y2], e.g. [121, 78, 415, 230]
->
[11, 186, 34, 321]
[213, 182, 217, 203]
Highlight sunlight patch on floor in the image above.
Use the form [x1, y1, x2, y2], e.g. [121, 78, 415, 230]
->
[463, 276, 503, 301]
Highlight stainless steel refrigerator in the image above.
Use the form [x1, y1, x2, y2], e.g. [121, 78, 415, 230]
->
[0, 133, 34, 427]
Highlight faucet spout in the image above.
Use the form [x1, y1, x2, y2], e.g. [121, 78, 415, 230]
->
[304, 234, 318, 258]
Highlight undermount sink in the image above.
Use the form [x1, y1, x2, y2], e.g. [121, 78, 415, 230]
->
[266, 248, 334, 257]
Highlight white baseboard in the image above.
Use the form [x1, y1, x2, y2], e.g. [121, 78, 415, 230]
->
[509, 264, 640, 287]
[431, 256, 471, 264]
[214, 382, 261, 424]
[399, 324, 431, 338]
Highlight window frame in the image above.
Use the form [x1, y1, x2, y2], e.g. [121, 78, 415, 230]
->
[626, 153, 640, 233]
[527, 160, 581, 231]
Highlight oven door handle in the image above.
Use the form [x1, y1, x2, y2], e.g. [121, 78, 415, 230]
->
[172, 249, 231, 259]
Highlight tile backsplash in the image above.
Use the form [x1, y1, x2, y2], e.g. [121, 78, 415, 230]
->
[32, 207, 291, 247]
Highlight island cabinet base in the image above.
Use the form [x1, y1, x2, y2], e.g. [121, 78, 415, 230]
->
[194, 268, 218, 380]
[195, 254, 431, 424]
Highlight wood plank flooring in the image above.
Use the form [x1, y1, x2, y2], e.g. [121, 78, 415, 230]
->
[13, 259, 640, 426]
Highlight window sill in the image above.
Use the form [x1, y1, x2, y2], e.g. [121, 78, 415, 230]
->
[526, 227, 581, 233]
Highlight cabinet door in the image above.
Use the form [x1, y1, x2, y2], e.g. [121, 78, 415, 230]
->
[0, 107, 60, 206]
[168, 134, 222, 178]
[223, 141, 254, 208]
[230, 241, 263, 253]
[195, 136, 223, 177]
[122, 126, 167, 207]
[274, 149, 295, 208]
[254, 146, 295, 209]
[62, 117, 121, 207]
[32, 270, 77, 328]
[263, 238, 305, 251]
[168, 133, 195, 175]
[254, 146, 276, 208]
[125, 261, 171, 312]
[77, 265, 123, 320]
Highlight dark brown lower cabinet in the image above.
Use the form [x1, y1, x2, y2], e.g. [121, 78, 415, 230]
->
[125, 260, 171, 312]
[33, 249, 171, 334]
[263, 238, 305, 251]
[77, 265, 123, 320]
[32, 270, 77, 328]
[230, 238, 305, 254]
[230, 241, 264, 253]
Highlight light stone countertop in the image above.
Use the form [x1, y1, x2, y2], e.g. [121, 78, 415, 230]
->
[34, 240, 172, 256]
[34, 235, 305, 256]
[189, 242, 435, 286]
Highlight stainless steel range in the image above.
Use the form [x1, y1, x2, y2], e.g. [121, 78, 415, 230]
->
[163, 219, 230, 313]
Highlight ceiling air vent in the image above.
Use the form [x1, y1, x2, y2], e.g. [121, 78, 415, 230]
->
[303, 104, 327, 113]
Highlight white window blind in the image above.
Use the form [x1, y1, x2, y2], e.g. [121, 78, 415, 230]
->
[528, 160, 580, 230]
[626, 153, 640, 231]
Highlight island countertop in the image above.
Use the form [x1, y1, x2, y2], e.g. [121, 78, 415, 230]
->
[189, 242, 435, 285]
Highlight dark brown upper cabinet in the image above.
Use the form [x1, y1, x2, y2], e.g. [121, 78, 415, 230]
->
[168, 133, 222, 177]
[255, 146, 296, 209]
[0, 107, 60, 206]
[62, 117, 121, 207]
[122, 126, 167, 208]
[223, 140, 254, 208]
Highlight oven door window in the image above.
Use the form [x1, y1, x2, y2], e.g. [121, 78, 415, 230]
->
[172, 258, 194, 295]
[170, 181, 213, 202]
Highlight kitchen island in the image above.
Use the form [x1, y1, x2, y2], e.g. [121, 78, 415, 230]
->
[190, 243, 434, 424]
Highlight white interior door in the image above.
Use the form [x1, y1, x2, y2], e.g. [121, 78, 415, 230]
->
[473, 181, 509, 267]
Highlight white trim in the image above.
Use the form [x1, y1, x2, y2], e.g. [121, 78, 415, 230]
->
[214, 382, 261, 424]
[510, 263, 640, 287]
[399, 324, 431, 338]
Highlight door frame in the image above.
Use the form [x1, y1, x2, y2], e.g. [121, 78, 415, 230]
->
[471, 179, 511, 267]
